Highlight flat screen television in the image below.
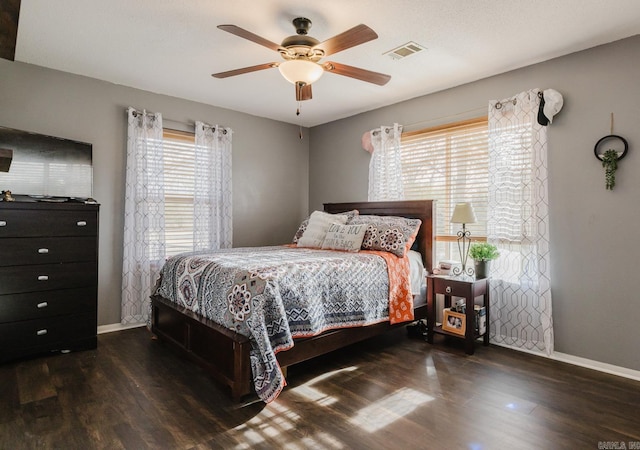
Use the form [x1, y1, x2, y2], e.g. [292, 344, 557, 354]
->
[0, 126, 93, 199]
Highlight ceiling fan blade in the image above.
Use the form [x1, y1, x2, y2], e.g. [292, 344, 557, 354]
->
[212, 62, 277, 79]
[295, 83, 312, 101]
[217, 24, 283, 52]
[0, 0, 21, 61]
[313, 24, 377, 57]
[323, 62, 391, 86]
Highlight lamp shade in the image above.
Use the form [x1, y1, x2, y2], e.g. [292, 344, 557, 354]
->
[450, 202, 477, 224]
[278, 60, 324, 85]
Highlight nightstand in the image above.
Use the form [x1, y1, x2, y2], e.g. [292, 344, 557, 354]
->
[426, 275, 489, 355]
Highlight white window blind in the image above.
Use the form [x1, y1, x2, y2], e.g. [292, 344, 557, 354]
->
[162, 129, 198, 256]
[400, 118, 489, 261]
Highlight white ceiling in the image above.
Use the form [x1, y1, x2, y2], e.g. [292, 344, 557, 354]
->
[14, 0, 640, 127]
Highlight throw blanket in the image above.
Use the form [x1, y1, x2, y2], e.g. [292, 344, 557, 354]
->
[153, 246, 413, 402]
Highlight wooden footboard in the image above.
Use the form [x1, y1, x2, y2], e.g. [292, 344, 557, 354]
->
[152, 294, 427, 401]
[151, 200, 435, 401]
[151, 295, 253, 400]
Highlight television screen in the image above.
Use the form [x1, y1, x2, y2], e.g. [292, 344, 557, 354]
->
[0, 126, 93, 199]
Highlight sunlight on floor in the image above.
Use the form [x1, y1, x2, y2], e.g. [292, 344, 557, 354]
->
[349, 387, 434, 433]
[290, 366, 358, 406]
[425, 355, 438, 377]
[283, 431, 346, 450]
[231, 367, 360, 448]
[230, 367, 436, 447]
[233, 402, 301, 448]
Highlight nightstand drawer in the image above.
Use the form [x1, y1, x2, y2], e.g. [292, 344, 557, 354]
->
[0, 262, 97, 295]
[0, 237, 97, 266]
[0, 287, 97, 323]
[432, 277, 469, 297]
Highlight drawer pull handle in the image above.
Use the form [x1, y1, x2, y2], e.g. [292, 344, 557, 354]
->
[77, 221, 87, 227]
[38, 275, 49, 281]
[38, 248, 49, 254]
[37, 329, 48, 336]
[445, 286, 452, 294]
[37, 302, 48, 309]
[0, 220, 6, 227]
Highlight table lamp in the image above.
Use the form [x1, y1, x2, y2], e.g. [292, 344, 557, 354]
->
[450, 202, 477, 276]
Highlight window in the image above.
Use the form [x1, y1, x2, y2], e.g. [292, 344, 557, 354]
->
[400, 117, 489, 263]
[162, 129, 199, 256]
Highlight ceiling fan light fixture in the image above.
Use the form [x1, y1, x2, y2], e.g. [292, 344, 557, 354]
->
[278, 60, 323, 85]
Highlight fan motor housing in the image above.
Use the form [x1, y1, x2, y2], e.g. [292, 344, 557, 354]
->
[281, 34, 319, 48]
[280, 35, 323, 61]
[279, 17, 324, 61]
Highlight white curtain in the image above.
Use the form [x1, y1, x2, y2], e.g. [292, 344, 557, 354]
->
[121, 108, 165, 325]
[194, 121, 233, 250]
[368, 123, 404, 201]
[487, 89, 554, 355]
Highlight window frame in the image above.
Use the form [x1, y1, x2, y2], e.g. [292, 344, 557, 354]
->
[162, 128, 199, 257]
[400, 117, 489, 261]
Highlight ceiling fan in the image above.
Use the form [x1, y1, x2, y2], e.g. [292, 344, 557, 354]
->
[212, 17, 391, 101]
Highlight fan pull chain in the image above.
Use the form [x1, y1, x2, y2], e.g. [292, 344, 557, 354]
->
[297, 101, 303, 139]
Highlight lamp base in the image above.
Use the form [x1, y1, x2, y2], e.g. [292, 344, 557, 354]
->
[452, 265, 475, 278]
[454, 224, 474, 278]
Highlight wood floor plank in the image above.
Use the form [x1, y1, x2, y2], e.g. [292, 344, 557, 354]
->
[16, 361, 57, 405]
[1, 326, 640, 449]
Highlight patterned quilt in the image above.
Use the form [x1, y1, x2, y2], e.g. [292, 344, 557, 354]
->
[152, 245, 413, 402]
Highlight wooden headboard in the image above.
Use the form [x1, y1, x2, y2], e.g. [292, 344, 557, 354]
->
[323, 200, 436, 273]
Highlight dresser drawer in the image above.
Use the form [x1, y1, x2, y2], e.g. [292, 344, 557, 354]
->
[0, 312, 97, 360]
[0, 208, 97, 238]
[0, 287, 96, 323]
[0, 237, 97, 267]
[0, 262, 97, 295]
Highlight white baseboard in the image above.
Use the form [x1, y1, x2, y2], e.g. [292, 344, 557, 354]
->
[551, 351, 640, 382]
[97, 322, 146, 334]
[491, 341, 640, 383]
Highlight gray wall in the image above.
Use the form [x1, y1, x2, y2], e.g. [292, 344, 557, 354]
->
[0, 60, 309, 326]
[2, 35, 638, 372]
[309, 36, 640, 371]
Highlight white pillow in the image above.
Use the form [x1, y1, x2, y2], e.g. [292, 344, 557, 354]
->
[297, 211, 349, 248]
[292, 209, 358, 244]
[407, 250, 425, 295]
[321, 223, 367, 252]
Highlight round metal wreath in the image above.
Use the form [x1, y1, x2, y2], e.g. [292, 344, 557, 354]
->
[594, 134, 628, 161]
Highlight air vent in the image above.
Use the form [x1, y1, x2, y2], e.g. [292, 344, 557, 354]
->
[384, 42, 426, 60]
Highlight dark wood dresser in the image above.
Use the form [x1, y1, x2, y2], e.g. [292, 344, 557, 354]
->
[0, 201, 99, 362]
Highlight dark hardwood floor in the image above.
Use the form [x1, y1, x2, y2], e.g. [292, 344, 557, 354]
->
[1, 326, 639, 449]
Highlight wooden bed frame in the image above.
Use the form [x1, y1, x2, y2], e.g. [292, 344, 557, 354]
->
[151, 200, 435, 401]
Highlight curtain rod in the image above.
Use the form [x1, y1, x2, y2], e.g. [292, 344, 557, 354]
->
[371, 127, 391, 136]
[402, 105, 487, 131]
[493, 97, 517, 110]
[128, 108, 228, 134]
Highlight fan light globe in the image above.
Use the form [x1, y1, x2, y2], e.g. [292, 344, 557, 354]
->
[278, 60, 324, 85]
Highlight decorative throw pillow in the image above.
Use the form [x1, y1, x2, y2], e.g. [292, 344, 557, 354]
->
[349, 215, 422, 257]
[321, 223, 367, 252]
[297, 210, 351, 248]
[292, 209, 358, 245]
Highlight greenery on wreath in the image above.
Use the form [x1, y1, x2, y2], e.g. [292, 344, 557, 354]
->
[469, 242, 500, 261]
[601, 149, 618, 190]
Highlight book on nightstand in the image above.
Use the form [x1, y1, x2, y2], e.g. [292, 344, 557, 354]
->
[475, 305, 486, 335]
